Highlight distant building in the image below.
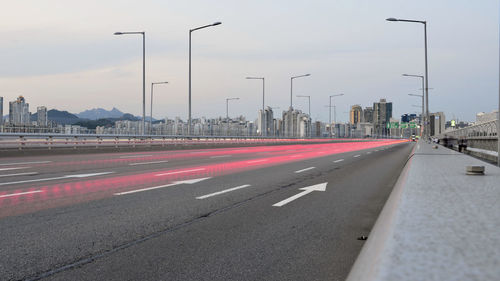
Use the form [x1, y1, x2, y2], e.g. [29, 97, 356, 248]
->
[363, 107, 373, 123]
[9, 96, 31, 126]
[373, 98, 392, 137]
[258, 106, 274, 136]
[37, 106, 48, 127]
[476, 110, 498, 123]
[429, 112, 445, 136]
[350, 105, 362, 125]
[0, 96, 3, 126]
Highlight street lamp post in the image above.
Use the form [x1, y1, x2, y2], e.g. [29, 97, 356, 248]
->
[226, 97, 239, 136]
[387, 18, 430, 139]
[297, 95, 311, 137]
[246, 77, 265, 111]
[114, 31, 146, 135]
[408, 93, 424, 134]
[329, 94, 344, 137]
[189, 22, 222, 136]
[403, 74, 425, 135]
[150, 81, 168, 134]
[290, 74, 311, 108]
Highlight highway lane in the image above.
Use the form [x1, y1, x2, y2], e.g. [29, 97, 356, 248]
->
[0, 140, 411, 280]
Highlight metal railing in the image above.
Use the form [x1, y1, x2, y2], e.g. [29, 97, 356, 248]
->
[439, 119, 498, 139]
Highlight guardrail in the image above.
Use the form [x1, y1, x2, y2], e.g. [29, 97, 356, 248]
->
[347, 141, 500, 281]
[0, 133, 359, 151]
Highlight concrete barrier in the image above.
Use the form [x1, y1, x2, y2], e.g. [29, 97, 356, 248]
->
[347, 141, 500, 281]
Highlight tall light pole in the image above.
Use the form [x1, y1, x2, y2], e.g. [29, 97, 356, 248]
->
[290, 74, 311, 109]
[409, 93, 424, 132]
[189, 22, 222, 136]
[114, 31, 146, 135]
[403, 74, 425, 135]
[297, 95, 311, 137]
[226, 97, 239, 136]
[246, 77, 265, 111]
[387, 18, 429, 139]
[329, 94, 344, 136]
[150, 81, 168, 134]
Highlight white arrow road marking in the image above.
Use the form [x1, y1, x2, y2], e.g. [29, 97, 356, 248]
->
[272, 182, 327, 207]
[0, 167, 31, 171]
[0, 190, 43, 198]
[115, 177, 211, 196]
[333, 159, 344, 163]
[353, 154, 361, 158]
[196, 184, 251, 199]
[0, 161, 51, 166]
[294, 167, 315, 173]
[155, 168, 205, 177]
[129, 160, 169, 166]
[0, 172, 39, 178]
[0, 172, 114, 186]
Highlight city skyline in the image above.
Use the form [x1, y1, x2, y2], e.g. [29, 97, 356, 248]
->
[0, 1, 497, 123]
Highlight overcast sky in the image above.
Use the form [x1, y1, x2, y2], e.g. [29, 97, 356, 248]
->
[0, 0, 498, 123]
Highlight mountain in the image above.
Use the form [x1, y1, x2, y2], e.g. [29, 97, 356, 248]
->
[31, 109, 80, 125]
[76, 107, 124, 120]
[72, 113, 141, 129]
[31, 109, 81, 125]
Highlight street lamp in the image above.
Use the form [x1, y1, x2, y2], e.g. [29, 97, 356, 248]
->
[297, 95, 311, 137]
[189, 21, 222, 135]
[246, 77, 265, 111]
[403, 74, 425, 135]
[290, 74, 311, 108]
[387, 17, 430, 139]
[329, 94, 344, 136]
[150, 81, 168, 134]
[114, 31, 146, 135]
[408, 93, 424, 132]
[226, 97, 239, 136]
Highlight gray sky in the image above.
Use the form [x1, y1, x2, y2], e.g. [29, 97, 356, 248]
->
[0, 0, 498, 123]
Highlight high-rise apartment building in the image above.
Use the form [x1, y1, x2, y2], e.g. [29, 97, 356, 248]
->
[9, 96, 31, 126]
[257, 106, 274, 136]
[350, 105, 362, 125]
[429, 112, 446, 136]
[37, 106, 48, 127]
[373, 98, 392, 136]
[363, 107, 373, 123]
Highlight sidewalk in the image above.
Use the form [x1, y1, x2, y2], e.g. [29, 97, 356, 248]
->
[347, 141, 500, 281]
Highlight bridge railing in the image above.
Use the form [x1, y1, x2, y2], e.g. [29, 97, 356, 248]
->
[439, 119, 497, 139]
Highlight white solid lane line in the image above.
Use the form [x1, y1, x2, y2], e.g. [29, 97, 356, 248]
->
[0, 172, 114, 186]
[247, 159, 267, 164]
[0, 172, 39, 178]
[367, 152, 372, 154]
[0, 161, 51, 166]
[294, 167, 315, 173]
[0, 167, 30, 171]
[119, 154, 153, 159]
[353, 155, 361, 158]
[196, 184, 252, 199]
[333, 159, 344, 163]
[129, 160, 169, 166]
[155, 168, 205, 177]
[0, 190, 43, 199]
[210, 155, 231, 159]
[115, 177, 211, 196]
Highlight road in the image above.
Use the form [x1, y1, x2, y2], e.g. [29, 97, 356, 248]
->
[0, 140, 413, 280]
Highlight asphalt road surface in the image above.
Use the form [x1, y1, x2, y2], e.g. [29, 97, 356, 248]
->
[0, 140, 413, 281]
